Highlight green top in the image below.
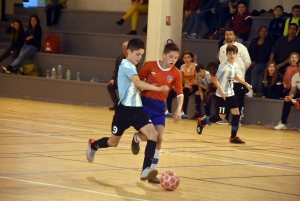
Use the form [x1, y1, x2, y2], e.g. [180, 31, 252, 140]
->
[283, 17, 300, 36]
[46, 0, 68, 6]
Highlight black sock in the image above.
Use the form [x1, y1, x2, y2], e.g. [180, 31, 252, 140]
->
[91, 137, 109, 150]
[204, 103, 211, 116]
[195, 95, 201, 113]
[231, 114, 240, 138]
[209, 115, 222, 123]
[142, 140, 156, 170]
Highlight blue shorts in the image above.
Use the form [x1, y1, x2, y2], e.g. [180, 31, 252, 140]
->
[141, 96, 166, 126]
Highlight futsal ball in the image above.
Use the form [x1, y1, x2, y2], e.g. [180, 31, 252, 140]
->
[160, 171, 180, 191]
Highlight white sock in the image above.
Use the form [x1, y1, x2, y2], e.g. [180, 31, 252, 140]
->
[134, 133, 142, 143]
[150, 149, 161, 169]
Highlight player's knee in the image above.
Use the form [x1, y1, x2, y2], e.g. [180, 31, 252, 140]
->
[157, 135, 163, 144]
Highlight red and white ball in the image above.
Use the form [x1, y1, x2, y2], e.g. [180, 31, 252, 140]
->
[160, 171, 180, 191]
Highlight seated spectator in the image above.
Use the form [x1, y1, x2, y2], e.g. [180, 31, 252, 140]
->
[107, 41, 128, 110]
[269, 23, 300, 74]
[228, 1, 252, 42]
[274, 61, 300, 131]
[2, 15, 42, 74]
[203, 62, 218, 117]
[0, 20, 24, 64]
[269, 5, 285, 45]
[182, 0, 214, 39]
[283, 5, 300, 38]
[247, 26, 272, 96]
[166, 51, 198, 119]
[116, 0, 148, 35]
[46, 0, 67, 29]
[182, 0, 200, 31]
[261, 61, 283, 99]
[283, 52, 299, 94]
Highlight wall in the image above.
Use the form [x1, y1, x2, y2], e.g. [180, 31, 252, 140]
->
[6, 0, 22, 14]
[249, 0, 299, 12]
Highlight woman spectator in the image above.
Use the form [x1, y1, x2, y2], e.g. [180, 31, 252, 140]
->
[0, 20, 24, 64]
[2, 15, 42, 74]
[261, 61, 283, 99]
[247, 26, 272, 96]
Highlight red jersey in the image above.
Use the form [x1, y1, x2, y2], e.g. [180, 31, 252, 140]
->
[139, 61, 183, 101]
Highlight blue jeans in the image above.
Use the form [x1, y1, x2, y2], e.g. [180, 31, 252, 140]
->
[185, 9, 211, 35]
[11, 45, 38, 72]
[251, 63, 266, 93]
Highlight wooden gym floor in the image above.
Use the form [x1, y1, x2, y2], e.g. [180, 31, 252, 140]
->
[0, 98, 299, 201]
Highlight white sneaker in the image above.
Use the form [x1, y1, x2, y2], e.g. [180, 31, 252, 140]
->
[245, 90, 253, 97]
[165, 110, 172, 117]
[274, 123, 288, 130]
[140, 167, 158, 181]
[86, 139, 96, 163]
[216, 119, 229, 125]
[181, 111, 188, 119]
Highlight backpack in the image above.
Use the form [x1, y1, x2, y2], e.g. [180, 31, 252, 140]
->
[18, 64, 40, 76]
[43, 34, 61, 53]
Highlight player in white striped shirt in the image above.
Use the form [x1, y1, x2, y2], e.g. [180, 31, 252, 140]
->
[196, 45, 252, 144]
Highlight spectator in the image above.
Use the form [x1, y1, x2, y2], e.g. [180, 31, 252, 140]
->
[247, 26, 272, 96]
[107, 41, 128, 111]
[274, 61, 300, 131]
[218, 29, 251, 124]
[261, 61, 283, 99]
[283, 52, 299, 93]
[228, 1, 252, 42]
[269, 23, 300, 74]
[2, 15, 42, 74]
[283, 5, 300, 37]
[0, 20, 24, 64]
[182, 0, 200, 31]
[46, 0, 67, 29]
[269, 5, 285, 45]
[182, 0, 214, 39]
[116, 0, 148, 35]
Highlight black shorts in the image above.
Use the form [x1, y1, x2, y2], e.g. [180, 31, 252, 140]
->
[111, 104, 151, 136]
[215, 96, 239, 115]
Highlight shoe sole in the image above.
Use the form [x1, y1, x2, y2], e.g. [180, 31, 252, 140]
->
[140, 169, 158, 181]
[131, 138, 140, 155]
[86, 139, 95, 163]
[148, 177, 160, 184]
[216, 122, 229, 125]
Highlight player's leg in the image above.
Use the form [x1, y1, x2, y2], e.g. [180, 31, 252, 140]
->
[229, 96, 245, 144]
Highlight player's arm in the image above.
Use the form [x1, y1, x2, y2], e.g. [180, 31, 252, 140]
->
[138, 62, 151, 81]
[173, 72, 184, 123]
[234, 74, 252, 90]
[131, 75, 169, 92]
[285, 86, 296, 102]
[214, 75, 226, 100]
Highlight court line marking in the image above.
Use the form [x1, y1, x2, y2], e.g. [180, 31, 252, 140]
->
[0, 176, 149, 201]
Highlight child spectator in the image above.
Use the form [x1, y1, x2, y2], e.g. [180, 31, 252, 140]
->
[269, 5, 285, 45]
[283, 5, 300, 37]
[0, 20, 24, 64]
[283, 52, 299, 93]
[261, 61, 283, 99]
[116, 0, 148, 35]
[248, 26, 272, 96]
[2, 15, 42, 74]
[46, 0, 67, 29]
[203, 62, 218, 117]
[166, 51, 198, 119]
[229, 1, 252, 42]
[274, 61, 300, 131]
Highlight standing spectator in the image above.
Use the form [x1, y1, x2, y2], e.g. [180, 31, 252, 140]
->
[274, 61, 300, 131]
[269, 23, 300, 74]
[269, 5, 285, 45]
[261, 61, 283, 99]
[218, 29, 251, 124]
[46, 0, 67, 29]
[228, 1, 252, 42]
[247, 26, 272, 96]
[107, 41, 128, 111]
[182, 0, 200, 31]
[116, 0, 148, 35]
[283, 52, 299, 93]
[283, 5, 300, 37]
[0, 20, 24, 64]
[2, 15, 42, 74]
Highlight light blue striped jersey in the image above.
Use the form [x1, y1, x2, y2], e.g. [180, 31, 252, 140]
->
[118, 59, 142, 107]
[215, 61, 238, 97]
[197, 71, 211, 86]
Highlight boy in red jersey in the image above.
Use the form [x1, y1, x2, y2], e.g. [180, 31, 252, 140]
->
[131, 42, 183, 183]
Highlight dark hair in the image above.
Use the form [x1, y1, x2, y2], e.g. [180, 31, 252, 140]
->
[207, 62, 218, 76]
[163, 43, 180, 54]
[28, 15, 42, 32]
[11, 20, 24, 41]
[258, 25, 268, 32]
[225, 29, 236, 35]
[274, 5, 284, 12]
[226, 45, 238, 54]
[263, 61, 278, 87]
[289, 23, 299, 31]
[237, 1, 247, 8]
[292, 5, 300, 10]
[127, 38, 145, 51]
[195, 63, 205, 73]
[182, 51, 194, 61]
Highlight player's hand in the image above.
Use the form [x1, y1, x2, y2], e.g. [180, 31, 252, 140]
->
[284, 96, 291, 102]
[246, 83, 252, 90]
[173, 109, 181, 123]
[220, 90, 226, 100]
[229, 7, 235, 14]
[108, 79, 114, 85]
[159, 85, 169, 92]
